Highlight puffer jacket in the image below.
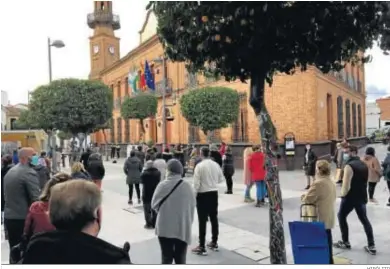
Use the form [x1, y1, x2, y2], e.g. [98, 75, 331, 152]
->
[124, 156, 143, 185]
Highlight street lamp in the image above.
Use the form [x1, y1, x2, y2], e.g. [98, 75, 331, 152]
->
[153, 57, 167, 151]
[48, 37, 65, 82]
[47, 37, 65, 173]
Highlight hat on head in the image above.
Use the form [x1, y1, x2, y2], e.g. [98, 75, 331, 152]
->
[145, 160, 154, 169]
[166, 159, 183, 176]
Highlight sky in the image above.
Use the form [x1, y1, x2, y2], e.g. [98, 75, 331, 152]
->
[0, 0, 389, 105]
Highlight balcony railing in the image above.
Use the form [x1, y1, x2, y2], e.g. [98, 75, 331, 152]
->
[87, 11, 120, 30]
[155, 78, 173, 96]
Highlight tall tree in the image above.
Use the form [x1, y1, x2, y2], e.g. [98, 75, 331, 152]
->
[29, 79, 113, 135]
[180, 86, 240, 142]
[121, 93, 158, 141]
[147, 1, 389, 263]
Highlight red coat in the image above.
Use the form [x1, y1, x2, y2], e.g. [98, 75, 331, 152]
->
[24, 201, 55, 239]
[248, 152, 266, 181]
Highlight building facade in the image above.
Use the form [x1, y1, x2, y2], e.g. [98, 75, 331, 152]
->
[88, 2, 367, 166]
[376, 96, 390, 127]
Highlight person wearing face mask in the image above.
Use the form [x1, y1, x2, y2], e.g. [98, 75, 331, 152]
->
[3, 147, 40, 262]
[334, 145, 376, 255]
[303, 144, 317, 190]
[22, 180, 131, 264]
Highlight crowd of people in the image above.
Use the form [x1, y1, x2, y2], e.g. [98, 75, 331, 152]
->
[1, 140, 390, 264]
[301, 143, 390, 264]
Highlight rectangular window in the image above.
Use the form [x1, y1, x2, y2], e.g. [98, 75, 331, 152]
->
[352, 102, 357, 137]
[337, 96, 344, 139]
[345, 100, 351, 138]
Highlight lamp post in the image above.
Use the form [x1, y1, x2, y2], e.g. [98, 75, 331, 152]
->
[153, 57, 167, 151]
[47, 37, 65, 173]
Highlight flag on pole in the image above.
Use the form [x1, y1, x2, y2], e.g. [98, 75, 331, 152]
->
[138, 62, 146, 91]
[128, 69, 139, 95]
[144, 60, 155, 91]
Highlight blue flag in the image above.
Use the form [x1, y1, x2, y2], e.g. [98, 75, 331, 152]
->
[144, 60, 155, 91]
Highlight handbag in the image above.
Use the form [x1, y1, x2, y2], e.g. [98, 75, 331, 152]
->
[156, 180, 183, 212]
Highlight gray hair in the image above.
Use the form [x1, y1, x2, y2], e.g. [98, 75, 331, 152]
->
[49, 180, 101, 231]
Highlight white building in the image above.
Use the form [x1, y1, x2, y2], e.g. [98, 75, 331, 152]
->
[1, 90, 9, 130]
[365, 102, 382, 135]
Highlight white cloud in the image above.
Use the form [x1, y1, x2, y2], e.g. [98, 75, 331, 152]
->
[0, 1, 389, 104]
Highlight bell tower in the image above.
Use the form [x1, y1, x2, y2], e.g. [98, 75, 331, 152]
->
[87, 1, 120, 80]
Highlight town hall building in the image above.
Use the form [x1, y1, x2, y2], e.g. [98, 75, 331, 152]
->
[88, 1, 367, 167]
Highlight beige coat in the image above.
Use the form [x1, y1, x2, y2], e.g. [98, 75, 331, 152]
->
[361, 155, 382, 183]
[243, 147, 253, 186]
[301, 175, 336, 229]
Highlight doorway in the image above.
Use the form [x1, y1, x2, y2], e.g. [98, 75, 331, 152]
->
[326, 94, 333, 139]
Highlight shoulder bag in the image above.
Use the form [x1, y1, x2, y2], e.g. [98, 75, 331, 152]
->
[156, 180, 183, 212]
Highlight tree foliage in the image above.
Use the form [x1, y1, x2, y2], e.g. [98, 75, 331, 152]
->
[28, 79, 113, 135]
[57, 130, 73, 141]
[13, 109, 38, 130]
[180, 87, 240, 135]
[148, 1, 390, 264]
[121, 93, 158, 135]
[149, 2, 389, 84]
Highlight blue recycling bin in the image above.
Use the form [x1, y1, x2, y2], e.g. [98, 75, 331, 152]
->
[288, 221, 330, 264]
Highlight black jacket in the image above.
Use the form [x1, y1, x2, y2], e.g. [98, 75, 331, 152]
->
[162, 152, 173, 163]
[211, 151, 223, 168]
[141, 167, 161, 203]
[87, 161, 105, 180]
[33, 165, 50, 189]
[1, 164, 14, 211]
[80, 152, 91, 169]
[173, 151, 185, 166]
[71, 171, 91, 180]
[222, 153, 235, 177]
[303, 149, 317, 176]
[22, 230, 131, 264]
[345, 156, 369, 204]
[135, 150, 146, 166]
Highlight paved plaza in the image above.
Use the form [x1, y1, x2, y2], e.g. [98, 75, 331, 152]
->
[2, 143, 390, 264]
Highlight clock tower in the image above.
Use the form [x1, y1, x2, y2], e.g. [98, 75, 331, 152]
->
[87, 1, 120, 80]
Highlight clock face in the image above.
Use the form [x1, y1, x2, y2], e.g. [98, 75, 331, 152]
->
[109, 46, 115, 54]
[93, 45, 99, 54]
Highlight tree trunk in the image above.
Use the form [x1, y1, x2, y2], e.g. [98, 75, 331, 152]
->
[101, 129, 109, 161]
[249, 72, 287, 264]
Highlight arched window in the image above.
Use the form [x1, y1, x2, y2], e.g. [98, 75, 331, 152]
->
[357, 104, 362, 136]
[352, 102, 357, 137]
[345, 99, 351, 138]
[337, 96, 344, 138]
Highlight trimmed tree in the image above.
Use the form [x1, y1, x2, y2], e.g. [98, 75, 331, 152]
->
[121, 93, 158, 141]
[180, 87, 240, 142]
[147, 1, 389, 263]
[29, 79, 113, 150]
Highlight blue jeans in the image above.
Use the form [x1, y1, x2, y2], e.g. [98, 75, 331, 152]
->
[255, 181, 266, 200]
[244, 183, 253, 198]
[337, 199, 375, 246]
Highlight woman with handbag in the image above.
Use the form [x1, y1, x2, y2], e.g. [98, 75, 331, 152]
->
[151, 159, 196, 264]
[303, 144, 317, 190]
